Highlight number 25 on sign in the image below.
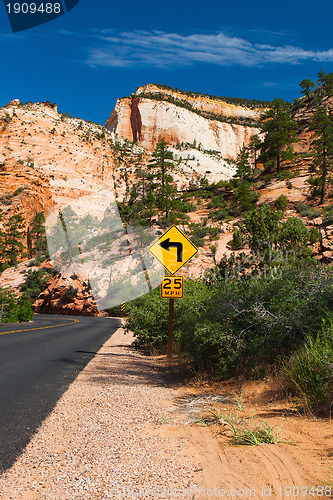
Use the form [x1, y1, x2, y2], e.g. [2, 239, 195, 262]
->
[161, 277, 183, 298]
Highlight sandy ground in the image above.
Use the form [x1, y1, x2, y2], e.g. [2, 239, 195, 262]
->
[0, 325, 332, 499]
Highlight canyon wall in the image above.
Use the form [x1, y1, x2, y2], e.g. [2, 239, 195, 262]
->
[105, 85, 263, 159]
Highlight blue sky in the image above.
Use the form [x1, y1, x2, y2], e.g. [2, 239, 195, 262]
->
[1, 0, 333, 124]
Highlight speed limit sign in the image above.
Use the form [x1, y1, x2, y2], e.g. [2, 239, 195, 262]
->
[161, 276, 183, 298]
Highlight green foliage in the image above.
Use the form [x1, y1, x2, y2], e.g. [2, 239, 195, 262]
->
[310, 106, 333, 204]
[20, 268, 53, 301]
[63, 285, 78, 300]
[148, 139, 176, 217]
[208, 208, 229, 221]
[224, 421, 285, 446]
[151, 83, 272, 108]
[323, 206, 333, 225]
[235, 145, 252, 181]
[127, 264, 333, 379]
[299, 79, 315, 99]
[316, 70, 333, 97]
[1, 214, 25, 268]
[228, 227, 247, 249]
[231, 181, 259, 215]
[28, 212, 48, 258]
[296, 203, 322, 219]
[309, 227, 322, 244]
[274, 195, 289, 211]
[0, 287, 33, 323]
[277, 169, 294, 180]
[283, 326, 333, 412]
[259, 98, 298, 174]
[243, 204, 283, 255]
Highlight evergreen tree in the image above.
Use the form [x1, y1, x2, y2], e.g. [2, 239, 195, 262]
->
[299, 79, 315, 99]
[259, 98, 298, 174]
[310, 106, 333, 204]
[3, 214, 25, 267]
[317, 70, 333, 96]
[248, 134, 262, 169]
[235, 145, 252, 181]
[29, 212, 48, 257]
[149, 139, 176, 217]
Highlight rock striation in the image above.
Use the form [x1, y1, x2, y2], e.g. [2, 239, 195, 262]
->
[105, 84, 263, 158]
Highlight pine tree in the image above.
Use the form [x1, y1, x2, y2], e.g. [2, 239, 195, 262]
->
[3, 214, 25, 267]
[299, 79, 315, 99]
[29, 212, 48, 257]
[149, 139, 176, 217]
[317, 70, 333, 97]
[235, 145, 252, 181]
[260, 98, 298, 174]
[248, 134, 262, 169]
[310, 107, 333, 204]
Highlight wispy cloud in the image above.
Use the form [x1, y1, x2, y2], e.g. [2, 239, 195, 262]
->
[85, 30, 333, 68]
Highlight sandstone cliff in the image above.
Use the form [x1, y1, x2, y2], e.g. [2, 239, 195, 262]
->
[105, 84, 265, 181]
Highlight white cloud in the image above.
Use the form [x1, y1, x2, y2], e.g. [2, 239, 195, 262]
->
[85, 30, 333, 68]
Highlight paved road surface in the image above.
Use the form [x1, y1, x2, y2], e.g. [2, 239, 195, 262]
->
[0, 314, 121, 471]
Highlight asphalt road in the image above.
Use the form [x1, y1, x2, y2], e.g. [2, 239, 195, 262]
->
[0, 314, 122, 472]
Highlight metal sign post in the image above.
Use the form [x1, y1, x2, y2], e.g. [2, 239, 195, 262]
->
[167, 298, 175, 359]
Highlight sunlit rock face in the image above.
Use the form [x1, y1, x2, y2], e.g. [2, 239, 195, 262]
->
[105, 84, 263, 159]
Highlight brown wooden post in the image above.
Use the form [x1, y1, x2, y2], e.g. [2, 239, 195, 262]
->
[167, 298, 175, 359]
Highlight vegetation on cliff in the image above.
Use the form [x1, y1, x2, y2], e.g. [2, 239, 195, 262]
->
[130, 91, 260, 127]
[148, 83, 272, 109]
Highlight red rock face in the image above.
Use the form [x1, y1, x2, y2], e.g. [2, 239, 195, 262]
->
[0, 159, 53, 223]
[32, 274, 106, 317]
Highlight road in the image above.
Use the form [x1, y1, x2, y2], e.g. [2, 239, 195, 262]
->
[0, 314, 122, 472]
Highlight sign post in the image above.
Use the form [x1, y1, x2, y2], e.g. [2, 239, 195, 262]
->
[149, 226, 197, 359]
[167, 298, 175, 359]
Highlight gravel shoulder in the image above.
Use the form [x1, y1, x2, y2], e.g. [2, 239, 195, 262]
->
[0, 325, 198, 499]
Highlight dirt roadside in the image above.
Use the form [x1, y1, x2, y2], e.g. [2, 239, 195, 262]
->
[0, 325, 331, 499]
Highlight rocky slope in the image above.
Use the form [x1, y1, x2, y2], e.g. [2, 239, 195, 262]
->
[1, 87, 332, 315]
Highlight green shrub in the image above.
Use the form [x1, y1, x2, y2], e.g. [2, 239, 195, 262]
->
[127, 263, 333, 379]
[283, 327, 333, 412]
[63, 285, 78, 300]
[228, 228, 246, 249]
[0, 288, 33, 323]
[309, 227, 322, 244]
[296, 203, 322, 219]
[274, 195, 289, 211]
[277, 169, 293, 180]
[323, 206, 333, 225]
[209, 208, 229, 221]
[20, 268, 53, 301]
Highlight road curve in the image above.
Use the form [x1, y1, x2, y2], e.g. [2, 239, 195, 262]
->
[0, 314, 122, 471]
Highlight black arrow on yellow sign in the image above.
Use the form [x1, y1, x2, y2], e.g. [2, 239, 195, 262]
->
[159, 238, 183, 262]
